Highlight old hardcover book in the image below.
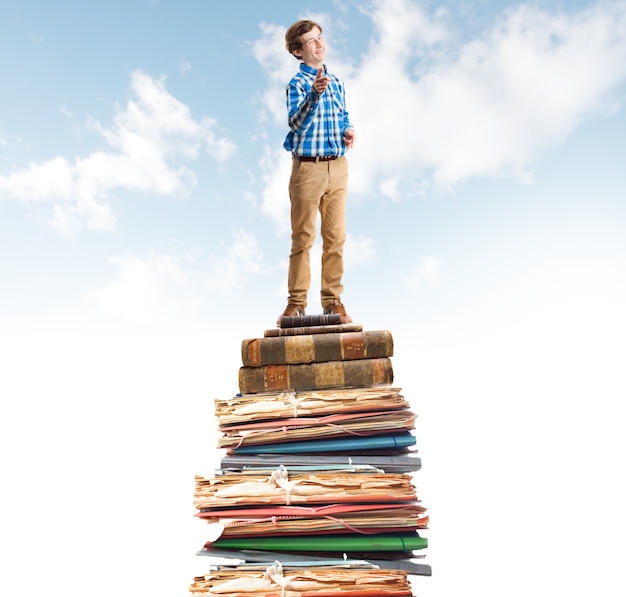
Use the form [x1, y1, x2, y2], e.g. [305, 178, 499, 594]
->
[278, 313, 341, 328]
[238, 357, 393, 394]
[264, 323, 363, 337]
[242, 330, 393, 367]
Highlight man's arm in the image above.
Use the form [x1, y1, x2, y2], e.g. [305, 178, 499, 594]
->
[338, 80, 355, 149]
[287, 75, 322, 133]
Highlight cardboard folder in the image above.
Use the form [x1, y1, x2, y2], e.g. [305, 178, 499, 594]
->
[196, 548, 432, 577]
[219, 453, 422, 474]
[194, 468, 417, 509]
[215, 387, 408, 426]
[218, 410, 416, 449]
[195, 503, 428, 537]
[189, 560, 414, 597]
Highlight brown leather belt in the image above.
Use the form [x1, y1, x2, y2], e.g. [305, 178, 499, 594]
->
[295, 155, 338, 162]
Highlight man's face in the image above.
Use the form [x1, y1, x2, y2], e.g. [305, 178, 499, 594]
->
[294, 26, 326, 67]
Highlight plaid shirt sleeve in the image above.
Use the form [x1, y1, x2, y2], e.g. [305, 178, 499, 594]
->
[283, 66, 353, 157]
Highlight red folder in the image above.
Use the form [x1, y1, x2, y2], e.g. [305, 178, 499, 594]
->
[195, 503, 428, 538]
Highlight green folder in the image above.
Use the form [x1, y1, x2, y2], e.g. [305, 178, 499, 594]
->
[209, 533, 427, 552]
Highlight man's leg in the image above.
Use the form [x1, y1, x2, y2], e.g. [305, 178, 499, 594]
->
[319, 157, 348, 307]
[287, 159, 328, 308]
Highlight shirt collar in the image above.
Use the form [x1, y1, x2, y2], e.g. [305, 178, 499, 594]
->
[299, 62, 325, 75]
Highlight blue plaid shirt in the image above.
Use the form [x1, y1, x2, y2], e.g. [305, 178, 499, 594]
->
[283, 63, 353, 157]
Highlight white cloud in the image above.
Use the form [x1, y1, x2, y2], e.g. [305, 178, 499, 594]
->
[248, 22, 297, 126]
[345, 233, 377, 268]
[84, 228, 263, 325]
[0, 70, 236, 237]
[258, 146, 292, 235]
[403, 255, 447, 291]
[253, 0, 626, 218]
[349, 0, 626, 193]
[84, 253, 197, 326]
[205, 228, 264, 294]
[0, 156, 74, 202]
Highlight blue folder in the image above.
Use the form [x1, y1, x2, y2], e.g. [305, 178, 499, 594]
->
[231, 433, 416, 455]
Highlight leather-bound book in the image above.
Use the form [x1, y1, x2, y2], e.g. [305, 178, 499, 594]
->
[278, 313, 341, 328]
[264, 323, 363, 336]
[238, 357, 394, 394]
[241, 330, 393, 367]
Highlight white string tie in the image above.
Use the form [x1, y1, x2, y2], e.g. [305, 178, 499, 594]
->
[285, 391, 300, 417]
[264, 561, 290, 597]
[268, 465, 295, 505]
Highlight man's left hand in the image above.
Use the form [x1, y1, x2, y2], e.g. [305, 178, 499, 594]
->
[344, 129, 356, 149]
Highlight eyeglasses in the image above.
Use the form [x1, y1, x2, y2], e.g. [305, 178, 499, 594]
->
[304, 34, 324, 48]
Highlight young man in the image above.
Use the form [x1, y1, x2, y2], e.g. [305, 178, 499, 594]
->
[277, 19, 355, 326]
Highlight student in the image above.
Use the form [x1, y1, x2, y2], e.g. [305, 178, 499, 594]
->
[277, 19, 355, 325]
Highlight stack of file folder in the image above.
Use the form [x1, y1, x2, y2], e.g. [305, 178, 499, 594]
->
[190, 314, 430, 596]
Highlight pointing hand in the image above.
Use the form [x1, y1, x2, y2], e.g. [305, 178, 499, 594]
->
[313, 68, 329, 94]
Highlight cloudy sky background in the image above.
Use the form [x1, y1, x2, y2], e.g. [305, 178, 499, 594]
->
[2, 0, 626, 595]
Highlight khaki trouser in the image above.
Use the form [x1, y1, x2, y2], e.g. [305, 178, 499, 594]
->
[287, 156, 348, 309]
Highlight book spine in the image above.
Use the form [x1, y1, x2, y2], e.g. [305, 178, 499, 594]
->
[242, 330, 393, 367]
[238, 358, 394, 394]
[279, 313, 341, 328]
[264, 323, 363, 337]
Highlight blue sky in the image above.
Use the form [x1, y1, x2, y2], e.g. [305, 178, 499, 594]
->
[2, 0, 626, 595]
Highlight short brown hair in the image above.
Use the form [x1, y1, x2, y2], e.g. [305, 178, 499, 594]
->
[285, 19, 323, 59]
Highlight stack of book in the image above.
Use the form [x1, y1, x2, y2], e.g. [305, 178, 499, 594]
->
[190, 314, 430, 597]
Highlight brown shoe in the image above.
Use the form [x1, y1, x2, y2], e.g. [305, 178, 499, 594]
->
[323, 299, 352, 324]
[277, 304, 305, 326]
